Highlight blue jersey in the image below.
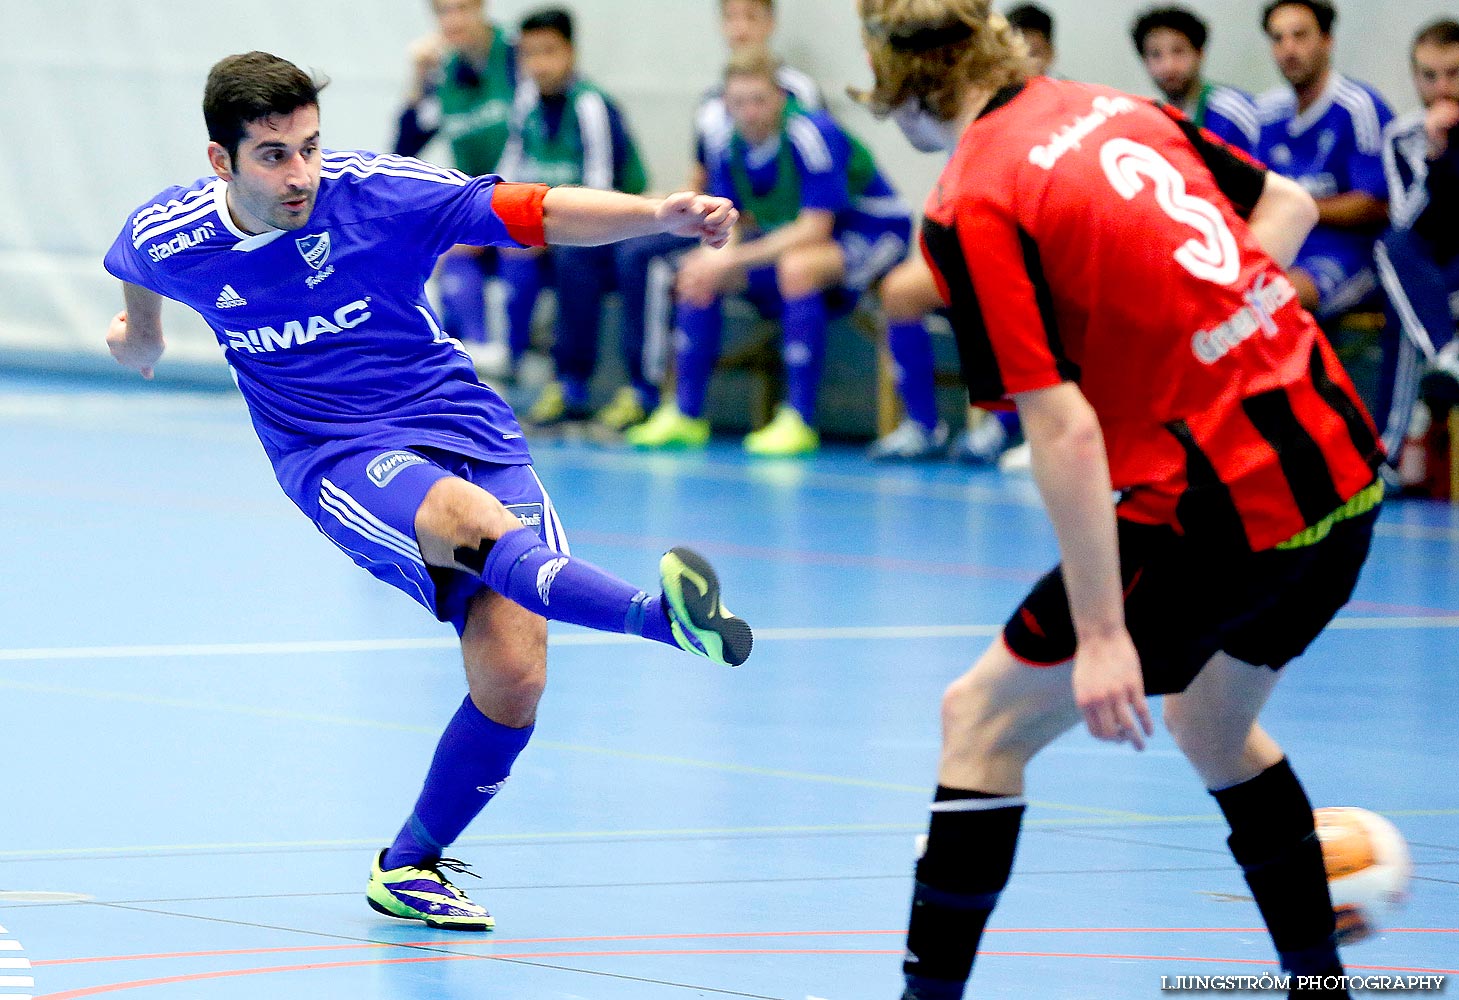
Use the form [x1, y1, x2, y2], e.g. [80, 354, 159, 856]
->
[1184, 82, 1259, 155]
[705, 109, 909, 239]
[1256, 74, 1395, 265]
[104, 151, 547, 492]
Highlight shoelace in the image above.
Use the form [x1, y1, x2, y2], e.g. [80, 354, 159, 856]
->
[428, 857, 481, 883]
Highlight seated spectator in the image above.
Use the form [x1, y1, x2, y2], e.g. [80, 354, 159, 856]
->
[613, 0, 823, 432]
[627, 50, 911, 456]
[1006, 3, 1056, 78]
[1131, 5, 1261, 152]
[394, 0, 526, 361]
[1256, 0, 1394, 319]
[1374, 18, 1459, 458]
[492, 8, 652, 428]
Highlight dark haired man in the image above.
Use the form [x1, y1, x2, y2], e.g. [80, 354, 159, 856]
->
[104, 50, 750, 932]
[1256, 0, 1395, 319]
[1374, 18, 1459, 461]
[1132, 5, 1260, 153]
[494, 8, 654, 429]
[1006, 3, 1055, 78]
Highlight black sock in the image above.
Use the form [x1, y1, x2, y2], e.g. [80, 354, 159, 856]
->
[902, 786, 1026, 1000]
[1212, 759, 1347, 995]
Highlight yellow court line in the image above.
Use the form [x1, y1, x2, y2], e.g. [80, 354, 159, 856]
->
[0, 678, 1153, 822]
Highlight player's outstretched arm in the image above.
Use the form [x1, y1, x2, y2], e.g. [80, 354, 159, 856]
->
[1245, 172, 1319, 270]
[542, 188, 737, 249]
[1016, 382, 1154, 751]
[106, 282, 166, 380]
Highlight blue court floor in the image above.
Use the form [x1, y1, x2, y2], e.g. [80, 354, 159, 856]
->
[0, 373, 1455, 1000]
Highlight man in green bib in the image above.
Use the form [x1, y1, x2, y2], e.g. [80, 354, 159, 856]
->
[395, 0, 534, 370]
[498, 8, 654, 427]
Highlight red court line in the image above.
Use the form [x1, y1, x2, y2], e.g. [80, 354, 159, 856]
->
[32, 947, 1459, 999]
[33, 926, 1456, 967]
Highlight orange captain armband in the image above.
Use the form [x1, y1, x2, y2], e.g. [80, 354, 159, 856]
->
[492, 182, 549, 248]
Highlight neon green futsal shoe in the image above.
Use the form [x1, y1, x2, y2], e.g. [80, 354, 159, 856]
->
[367, 851, 494, 931]
[624, 403, 710, 450]
[659, 547, 753, 666]
[595, 386, 648, 432]
[743, 405, 819, 456]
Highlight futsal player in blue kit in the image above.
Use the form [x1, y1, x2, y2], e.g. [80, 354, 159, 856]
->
[628, 48, 911, 456]
[103, 51, 751, 931]
[1255, 0, 1394, 319]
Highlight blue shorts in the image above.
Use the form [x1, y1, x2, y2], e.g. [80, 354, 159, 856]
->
[737, 225, 911, 319]
[1295, 249, 1379, 318]
[836, 218, 913, 293]
[291, 445, 568, 634]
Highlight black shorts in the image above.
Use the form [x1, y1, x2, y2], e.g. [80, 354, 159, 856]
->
[1003, 506, 1379, 696]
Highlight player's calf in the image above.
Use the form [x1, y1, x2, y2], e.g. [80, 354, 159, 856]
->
[416, 477, 753, 666]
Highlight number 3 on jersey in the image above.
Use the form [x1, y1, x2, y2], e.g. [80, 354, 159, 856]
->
[1099, 138, 1241, 286]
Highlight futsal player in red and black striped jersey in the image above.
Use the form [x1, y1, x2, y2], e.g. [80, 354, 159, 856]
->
[857, 2, 1382, 998]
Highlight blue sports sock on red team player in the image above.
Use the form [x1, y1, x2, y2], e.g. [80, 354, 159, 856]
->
[888, 320, 939, 431]
[782, 291, 829, 422]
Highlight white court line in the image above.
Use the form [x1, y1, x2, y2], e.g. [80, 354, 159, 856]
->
[0, 626, 1003, 663]
[0, 977, 34, 988]
[0, 618, 1456, 665]
[0, 943, 18, 950]
[0, 961, 30, 969]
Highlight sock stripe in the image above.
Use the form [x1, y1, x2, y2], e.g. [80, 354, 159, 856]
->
[929, 796, 1026, 813]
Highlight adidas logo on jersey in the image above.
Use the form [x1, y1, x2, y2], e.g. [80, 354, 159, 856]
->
[215, 285, 247, 309]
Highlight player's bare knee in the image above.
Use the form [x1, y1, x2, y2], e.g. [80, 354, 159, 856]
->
[417, 478, 521, 553]
[464, 650, 546, 728]
[775, 251, 828, 300]
[941, 674, 1013, 756]
[1164, 697, 1244, 764]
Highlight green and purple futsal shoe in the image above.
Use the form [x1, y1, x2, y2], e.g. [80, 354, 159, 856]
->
[366, 851, 494, 931]
[659, 547, 753, 667]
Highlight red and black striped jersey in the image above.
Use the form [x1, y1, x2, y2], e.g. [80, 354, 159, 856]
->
[921, 76, 1383, 552]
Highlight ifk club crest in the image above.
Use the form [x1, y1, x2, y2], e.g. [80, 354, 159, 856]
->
[296, 232, 332, 270]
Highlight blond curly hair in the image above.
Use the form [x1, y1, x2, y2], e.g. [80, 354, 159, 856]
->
[856, 0, 1027, 121]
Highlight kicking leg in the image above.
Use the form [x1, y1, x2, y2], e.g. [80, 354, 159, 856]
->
[1166, 653, 1348, 998]
[414, 476, 752, 666]
[902, 642, 1082, 1000]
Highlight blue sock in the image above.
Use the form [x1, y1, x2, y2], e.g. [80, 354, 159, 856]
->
[383, 695, 534, 869]
[674, 300, 723, 418]
[994, 409, 1020, 436]
[888, 320, 939, 431]
[781, 292, 829, 422]
[481, 528, 675, 646]
[438, 255, 487, 344]
[498, 253, 543, 361]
